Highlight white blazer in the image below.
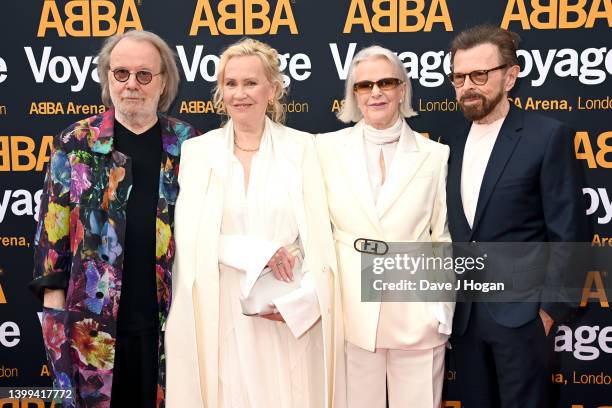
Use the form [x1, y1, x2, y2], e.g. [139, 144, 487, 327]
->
[316, 120, 454, 352]
[165, 118, 346, 408]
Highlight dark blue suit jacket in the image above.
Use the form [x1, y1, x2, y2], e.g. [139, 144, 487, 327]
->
[443, 105, 590, 336]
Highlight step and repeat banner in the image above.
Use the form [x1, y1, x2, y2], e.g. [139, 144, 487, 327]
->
[0, 1, 610, 407]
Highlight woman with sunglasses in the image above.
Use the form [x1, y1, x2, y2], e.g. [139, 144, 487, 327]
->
[315, 45, 454, 408]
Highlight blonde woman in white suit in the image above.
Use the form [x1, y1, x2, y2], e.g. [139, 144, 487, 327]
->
[316, 46, 453, 408]
[165, 38, 346, 408]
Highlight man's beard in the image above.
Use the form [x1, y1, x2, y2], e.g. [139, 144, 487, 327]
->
[115, 99, 154, 124]
[458, 89, 504, 121]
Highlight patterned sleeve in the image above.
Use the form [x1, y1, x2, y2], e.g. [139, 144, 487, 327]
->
[28, 132, 72, 301]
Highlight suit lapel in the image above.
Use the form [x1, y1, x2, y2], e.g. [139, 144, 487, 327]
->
[470, 107, 524, 238]
[207, 122, 234, 185]
[340, 122, 383, 234]
[451, 122, 473, 238]
[376, 123, 429, 218]
[270, 121, 309, 244]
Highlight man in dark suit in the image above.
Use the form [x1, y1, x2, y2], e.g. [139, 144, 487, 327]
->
[443, 25, 590, 408]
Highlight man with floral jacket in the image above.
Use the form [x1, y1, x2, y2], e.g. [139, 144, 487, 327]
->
[29, 30, 200, 408]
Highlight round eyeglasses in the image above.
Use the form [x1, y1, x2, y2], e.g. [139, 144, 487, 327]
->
[447, 64, 508, 88]
[353, 78, 404, 94]
[111, 68, 162, 85]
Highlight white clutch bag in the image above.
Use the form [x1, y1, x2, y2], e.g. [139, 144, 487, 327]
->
[240, 247, 304, 316]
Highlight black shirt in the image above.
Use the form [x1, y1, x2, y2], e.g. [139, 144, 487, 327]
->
[113, 119, 162, 335]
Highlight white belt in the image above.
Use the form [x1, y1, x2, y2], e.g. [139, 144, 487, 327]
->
[332, 228, 359, 247]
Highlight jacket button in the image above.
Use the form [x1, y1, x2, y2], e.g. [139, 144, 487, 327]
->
[89, 330, 98, 337]
[95, 292, 104, 299]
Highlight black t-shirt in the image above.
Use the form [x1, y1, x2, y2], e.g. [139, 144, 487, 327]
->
[113, 119, 162, 335]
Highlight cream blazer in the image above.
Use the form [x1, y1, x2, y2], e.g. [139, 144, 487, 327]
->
[165, 118, 346, 408]
[316, 120, 454, 352]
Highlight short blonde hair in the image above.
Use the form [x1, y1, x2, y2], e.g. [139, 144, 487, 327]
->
[337, 45, 417, 123]
[214, 38, 286, 124]
[98, 30, 180, 112]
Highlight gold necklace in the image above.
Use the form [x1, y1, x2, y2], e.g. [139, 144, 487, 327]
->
[234, 138, 260, 152]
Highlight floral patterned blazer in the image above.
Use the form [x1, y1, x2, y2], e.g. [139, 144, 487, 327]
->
[29, 108, 199, 408]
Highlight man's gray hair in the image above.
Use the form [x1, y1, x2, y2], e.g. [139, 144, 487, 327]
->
[97, 30, 180, 112]
[337, 45, 417, 124]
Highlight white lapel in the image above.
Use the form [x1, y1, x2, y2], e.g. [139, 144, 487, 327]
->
[340, 121, 384, 235]
[270, 120, 309, 245]
[191, 125, 230, 259]
[206, 121, 235, 186]
[375, 121, 429, 218]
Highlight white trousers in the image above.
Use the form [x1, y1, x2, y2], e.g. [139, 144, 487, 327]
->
[346, 342, 445, 408]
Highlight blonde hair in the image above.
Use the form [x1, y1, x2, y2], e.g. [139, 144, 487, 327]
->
[98, 30, 180, 112]
[214, 38, 286, 124]
[337, 45, 417, 124]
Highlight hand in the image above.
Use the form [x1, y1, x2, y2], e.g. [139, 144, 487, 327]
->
[266, 246, 295, 282]
[260, 312, 285, 322]
[259, 304, 285, 322]
[539, 309, 554, 336]
[43, 289, 66, 310]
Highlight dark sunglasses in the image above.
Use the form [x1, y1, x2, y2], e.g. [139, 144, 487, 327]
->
[447, 64, 508, 87]
[353, 78, 404, 94]
[111, 68, 162, 85]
